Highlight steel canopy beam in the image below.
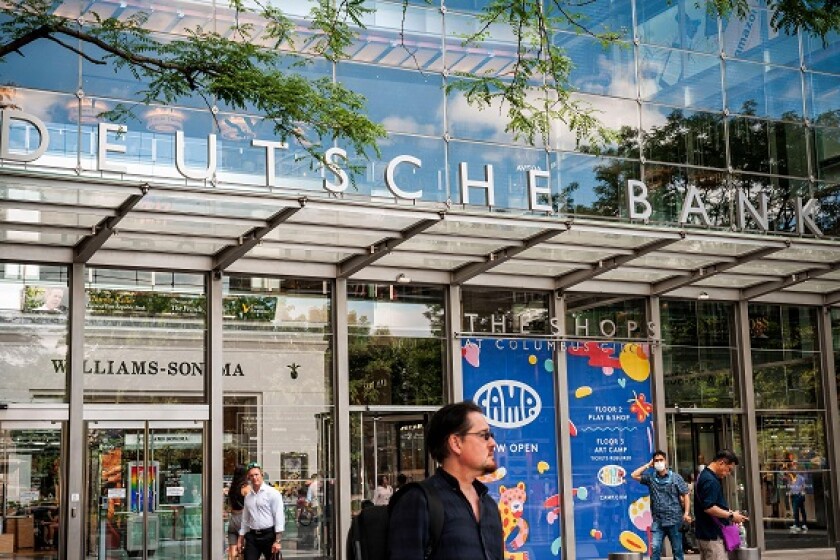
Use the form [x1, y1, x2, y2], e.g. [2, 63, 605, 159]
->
[651, 243, 789, 295]
[554, 233, 684, 292]
[213, 198, 306, 271]
[337, 213, 445, 278]
[825, 289, 840, 306]
[742, 258, 840, 300]
[451, 227, 567, 285]
[74, 185, 149, 263]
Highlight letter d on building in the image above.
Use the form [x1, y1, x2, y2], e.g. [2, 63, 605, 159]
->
[1, 110, 49, 162]
[626, 179, 652, 220]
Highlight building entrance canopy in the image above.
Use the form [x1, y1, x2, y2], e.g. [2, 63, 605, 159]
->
[3, 169, 840, 306]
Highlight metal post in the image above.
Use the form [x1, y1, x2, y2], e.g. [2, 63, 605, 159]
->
[65, 262, 85, 560]
[735, 301, 764, 549]
[334, 278, 352, 560]
[819, 307, 840, 556]
[552, 294, 576, 560]
[205, 271, 224, 560]
[647, 296, 667, 452]
[446, 285, 463, 401]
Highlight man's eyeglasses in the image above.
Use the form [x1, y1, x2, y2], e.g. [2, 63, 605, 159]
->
[462, 430, 495, 441]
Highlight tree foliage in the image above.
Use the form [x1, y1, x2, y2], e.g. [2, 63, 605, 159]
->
[1, 0, 840, 161]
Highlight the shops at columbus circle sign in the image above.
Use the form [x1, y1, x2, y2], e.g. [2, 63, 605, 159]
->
[0, 109, 824, 238]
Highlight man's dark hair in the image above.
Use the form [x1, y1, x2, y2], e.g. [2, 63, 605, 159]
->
[712, 449, 739, 465]
[652, 450, 667, 460]
[426, 401, 483, 463]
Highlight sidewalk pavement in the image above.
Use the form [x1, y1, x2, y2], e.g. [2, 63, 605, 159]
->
[673, 548, 838, 559]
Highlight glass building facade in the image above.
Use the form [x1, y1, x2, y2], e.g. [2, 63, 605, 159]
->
[1, 0, 840, 558]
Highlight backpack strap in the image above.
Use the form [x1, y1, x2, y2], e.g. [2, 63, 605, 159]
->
[417, 479, 444, 560]
[389, 480, 444, 560]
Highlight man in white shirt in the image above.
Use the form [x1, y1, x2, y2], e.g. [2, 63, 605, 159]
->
[237, 462, 285, 560]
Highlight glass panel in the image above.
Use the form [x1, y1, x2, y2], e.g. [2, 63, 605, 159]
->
[83, 269, 206, 403]
[337, 63, 443, 135]
[553, 33, 636, 98]
[661, 299, 738, 408]
[554, 153, 641, 218]
[552, 94, 640, 156]
[750, 304, 822, 409]
[725, 60, 804, 120]
[641, 164, 729, 226]
[728, 116, 810, 177]
[720, 9, 801, 67]
[222, 275, 334, 557]
[729, 174, 814, 235]
[566, 295, 648, 340]
[0, 423, 63, 558]
[449, 141, 548, 209]
[636, 0, 720, 53]
[757, 413, 832, 549]
[461, 288, 550, 335]
[813, 127, 840, 184]
[549, 0, 633, 38]
[348, 283, 444, 406]
[803, 31, 840, 74]
[86, 424, 205, 560]
[356, 2, 443, 71]
[806, 71, 840, 123]
[640, 46, 723, 111]
[642, 105, 726, 167]
[0, 263, 68, 404]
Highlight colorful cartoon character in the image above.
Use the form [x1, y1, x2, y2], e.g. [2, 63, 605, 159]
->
[544, 493, 560, 524]
[499, 482, 530, 560]
[628, 391, 654, 422]
[619, 343, 650, 381]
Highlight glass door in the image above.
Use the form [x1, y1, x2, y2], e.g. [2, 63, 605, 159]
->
[86, 421, 203, 560]
[0, 421, 63, 560]
[667, 413, 747, 511]
[350, 410, 434, 513]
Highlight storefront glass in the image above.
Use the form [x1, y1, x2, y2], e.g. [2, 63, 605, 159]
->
[462, 288, 550, 335]
[348, 283, 444, 406]
[0, 422, 63, 559]
[566, 295, 648, 340]
[0, 264, 68, 404]
[661, 299, 738, 408]
[83, 269, 206, 403]
[751, 304, 831, 549]
[86, 422, 203, 560]
[222, 275, 334, 558]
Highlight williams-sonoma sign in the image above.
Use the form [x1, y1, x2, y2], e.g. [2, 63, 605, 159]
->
[0, 109, 825, 237]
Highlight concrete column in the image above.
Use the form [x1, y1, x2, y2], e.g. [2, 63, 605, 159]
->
[205, 271, 224, 560]
[735, 300, 764, 549]
[819, 307, 840, 556]
[446, 285, 463, 401]
[65, 263, 85, 560]
[552, 294, 576, 560]
[647, 296, 667, 452]
[334, 279, 352, 560]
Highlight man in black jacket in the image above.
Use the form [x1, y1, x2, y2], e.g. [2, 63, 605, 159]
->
[694, 450, 749, 560]
[389, 401, 503, 560]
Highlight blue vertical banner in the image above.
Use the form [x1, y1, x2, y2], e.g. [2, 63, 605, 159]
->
[566, 341, 655, 559]
[462, 337, 562, 560]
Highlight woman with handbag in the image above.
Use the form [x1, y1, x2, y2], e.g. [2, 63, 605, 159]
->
[693, 450, 749, 560]
[227, 466, 250, 560]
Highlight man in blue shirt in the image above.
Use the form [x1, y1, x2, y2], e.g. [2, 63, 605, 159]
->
[631, 450, 691, 560]
[693, 450, 749, 560]
[389, 401, 503, 560]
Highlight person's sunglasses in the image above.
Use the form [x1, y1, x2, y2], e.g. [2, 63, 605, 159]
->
[462, 430, 495, 441]
[246, 461, 262, 470]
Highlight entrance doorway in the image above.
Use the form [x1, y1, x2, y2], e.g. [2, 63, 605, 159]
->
[0, 421, 63, 559]
[86, 421, 203, 560]
[666, 414, 746, 511]
[350, 410, 434, 512]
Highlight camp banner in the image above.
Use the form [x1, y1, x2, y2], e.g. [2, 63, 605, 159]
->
[566, 341, 655, 559]
[461, 337, 562, 560]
